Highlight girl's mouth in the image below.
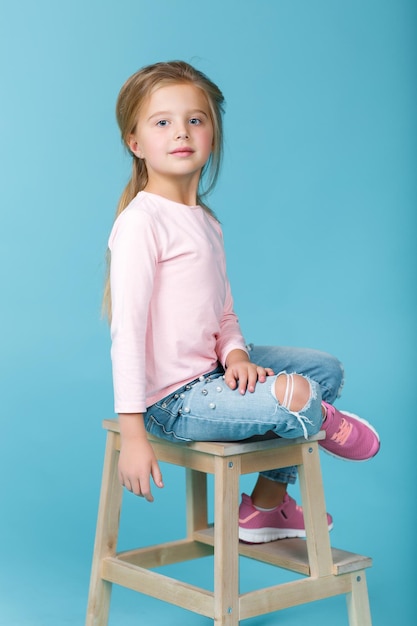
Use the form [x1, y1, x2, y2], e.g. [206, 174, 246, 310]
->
[170, 147, 194, 156]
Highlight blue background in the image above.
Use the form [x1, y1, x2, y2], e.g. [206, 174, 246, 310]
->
[0, 1, 415, 624]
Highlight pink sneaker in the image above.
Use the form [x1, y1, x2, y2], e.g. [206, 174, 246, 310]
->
[238, 493, 333, 543]
[320, 402, 380, 461]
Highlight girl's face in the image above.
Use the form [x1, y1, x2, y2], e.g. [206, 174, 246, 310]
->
[128, 83, 214, 191]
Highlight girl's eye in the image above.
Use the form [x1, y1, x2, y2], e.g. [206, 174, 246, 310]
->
[156, 120, 169, 127]
[189, 118, 201, 125]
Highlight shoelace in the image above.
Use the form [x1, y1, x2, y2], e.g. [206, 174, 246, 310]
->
[330, 417, 353, 445]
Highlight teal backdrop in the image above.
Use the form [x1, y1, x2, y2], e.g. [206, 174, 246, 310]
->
[0, 1, 415, 624]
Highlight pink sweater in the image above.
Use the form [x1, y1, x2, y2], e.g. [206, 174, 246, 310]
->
[109, 191, 247, 413]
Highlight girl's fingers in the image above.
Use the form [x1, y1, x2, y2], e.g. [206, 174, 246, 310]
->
[138, 477, 153, 501]
[225, 362, 273, 394]
[152, 462, 164, 489]
[238, 371, 248, 394]
[247, 369, 259, 392]
[123, 477, 132, 492]
[225, 369, 238, 389]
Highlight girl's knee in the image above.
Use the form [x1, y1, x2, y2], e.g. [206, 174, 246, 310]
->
[273, 372, 322, 438]
[273, 373, 311, 412]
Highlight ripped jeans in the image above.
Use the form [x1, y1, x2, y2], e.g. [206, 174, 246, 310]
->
[144, 345, 344, 484]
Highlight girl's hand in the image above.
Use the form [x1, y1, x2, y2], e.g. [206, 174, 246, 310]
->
[224, 350, 274, 394]
[118, 414, 164, 502]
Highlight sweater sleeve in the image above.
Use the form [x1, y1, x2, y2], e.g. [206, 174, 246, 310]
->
[215, 274, 248, 366]
[109, 208, 157, 413]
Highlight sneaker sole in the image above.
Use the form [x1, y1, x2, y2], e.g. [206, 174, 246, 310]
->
[320, 410, 380, 462]
[239, 522, 333, 543]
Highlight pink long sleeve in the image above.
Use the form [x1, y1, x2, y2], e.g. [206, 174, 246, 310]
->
[109, 192, 247, 413]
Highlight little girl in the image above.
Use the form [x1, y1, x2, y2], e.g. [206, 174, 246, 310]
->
[105, 61, 380, 544]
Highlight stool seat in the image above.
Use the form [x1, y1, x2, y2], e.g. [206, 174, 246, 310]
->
[86, 420, 373, 625]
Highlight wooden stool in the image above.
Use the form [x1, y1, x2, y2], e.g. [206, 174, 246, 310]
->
[86, 420, 373, 625]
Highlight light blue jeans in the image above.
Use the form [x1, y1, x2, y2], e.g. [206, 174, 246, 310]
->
[144, 345, 344, 484]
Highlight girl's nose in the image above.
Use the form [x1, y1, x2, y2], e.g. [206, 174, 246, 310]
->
[176, 128, 189, 140]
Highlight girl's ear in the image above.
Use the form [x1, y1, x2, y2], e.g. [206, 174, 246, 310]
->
[128, 135, 144, 159]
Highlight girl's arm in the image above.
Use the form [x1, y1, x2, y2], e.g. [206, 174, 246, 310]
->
[217, 274, 274, 393]
[118, 413, 164, 501]
[110, 209, 158, 416]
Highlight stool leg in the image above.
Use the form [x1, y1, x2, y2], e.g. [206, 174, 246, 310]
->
[86, 431, 123, 626]
[347, 571, 373, 626]
[298, 441, 333, 577]
[214, 456, 240, 626]
[186, 468, 208, 535]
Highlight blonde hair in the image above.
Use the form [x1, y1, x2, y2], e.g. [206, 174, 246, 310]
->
[103, 60, 225, 319]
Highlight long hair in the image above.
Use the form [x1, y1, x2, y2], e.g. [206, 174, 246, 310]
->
[103, 61, 225, 319]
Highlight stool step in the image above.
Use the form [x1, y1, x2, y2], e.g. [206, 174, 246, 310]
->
[116, 538, 213, 569]
[193, 527, 372, 576]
